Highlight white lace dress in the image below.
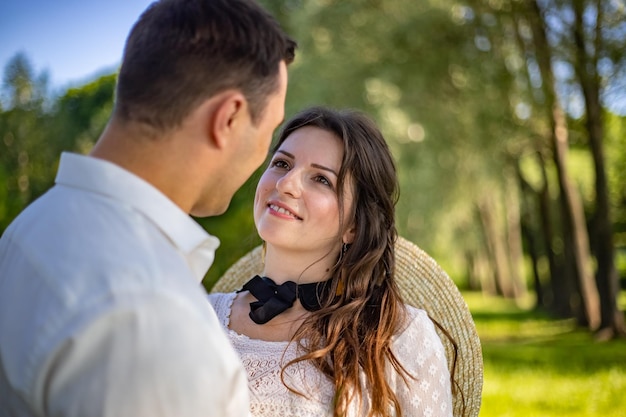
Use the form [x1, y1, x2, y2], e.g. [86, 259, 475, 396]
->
[208, 292, 453, 417]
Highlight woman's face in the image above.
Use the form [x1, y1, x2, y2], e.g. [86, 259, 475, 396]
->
[254, 126, 354, 257]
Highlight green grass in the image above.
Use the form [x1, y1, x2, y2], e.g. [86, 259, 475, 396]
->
[464, 291, 626, 417]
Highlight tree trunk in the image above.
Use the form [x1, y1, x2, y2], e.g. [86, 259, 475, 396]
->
[528, 0, 601, 330]
[534, 150, 572, 316]
[464, 250, 483, 291]
[516, 161, 545, 308]
[571, 0, 625, 337]
[477, 248, 498, 296]
[504, 169, 528, 300]
[478, 193, 516, 298]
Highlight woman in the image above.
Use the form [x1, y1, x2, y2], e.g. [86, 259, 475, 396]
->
[208, 107, 453, 417]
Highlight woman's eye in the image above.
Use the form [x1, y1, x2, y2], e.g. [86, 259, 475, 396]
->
[315, 175, 331, 187]
[271, 159, 289, 169]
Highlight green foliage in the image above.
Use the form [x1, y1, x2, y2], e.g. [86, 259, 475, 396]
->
[1, 51, 48, 109]
[0, 53, 115, 234]
[605, 112, 626, 250]
[52, 74, 116, 153]
[0, 53, 52, 231]
[466, 291, 626, 416]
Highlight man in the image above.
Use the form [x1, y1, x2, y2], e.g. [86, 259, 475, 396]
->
[0, 0, 295, 416]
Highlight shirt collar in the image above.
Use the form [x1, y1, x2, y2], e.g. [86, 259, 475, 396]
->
[55, 152, 220, 282]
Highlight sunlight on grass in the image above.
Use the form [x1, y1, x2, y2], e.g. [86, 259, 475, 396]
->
[481, 369, 626, 417]
[463, 291, 626, 417]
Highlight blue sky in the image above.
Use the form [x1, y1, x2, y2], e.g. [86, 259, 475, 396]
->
[1, 0, 154, 91]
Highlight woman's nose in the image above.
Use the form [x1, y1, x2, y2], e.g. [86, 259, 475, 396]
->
[276, 169, 301, 198]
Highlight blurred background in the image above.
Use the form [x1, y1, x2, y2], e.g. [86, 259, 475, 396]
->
[1, 0, 625, 415]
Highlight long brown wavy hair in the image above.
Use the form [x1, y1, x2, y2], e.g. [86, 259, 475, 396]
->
[273, 106, 409, 416]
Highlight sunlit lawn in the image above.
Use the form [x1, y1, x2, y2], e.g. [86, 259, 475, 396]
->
[464, 291, 626, 417]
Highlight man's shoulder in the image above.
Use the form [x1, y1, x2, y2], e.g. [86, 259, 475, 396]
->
[5, 183, 167, 254]
[1, 183, 194, 304]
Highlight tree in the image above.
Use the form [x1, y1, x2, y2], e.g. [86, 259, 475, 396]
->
[524, 0, 601, 329]
[0, 53, 52, 232]
[51, 73, 116, 153]
[570, 0, 625, 337]
[0, 56, 116, 235]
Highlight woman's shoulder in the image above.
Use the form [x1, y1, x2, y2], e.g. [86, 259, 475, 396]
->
[394, 304, 443, 351]
[207, 291, 236, 326]
[400, 304, 433, 328]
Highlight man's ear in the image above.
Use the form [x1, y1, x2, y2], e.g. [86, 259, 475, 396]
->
[209, 91, 248, 149]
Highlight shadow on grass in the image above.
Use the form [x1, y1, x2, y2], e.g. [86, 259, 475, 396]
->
[483, 333, 626, 375]
[466, 293, 626, 375]
[470, 309, 547, 323]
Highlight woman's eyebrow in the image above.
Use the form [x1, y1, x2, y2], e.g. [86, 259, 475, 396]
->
[276, 149, 294, 158]
[276, 150, 338, 176]
[311, 163, 338, 177]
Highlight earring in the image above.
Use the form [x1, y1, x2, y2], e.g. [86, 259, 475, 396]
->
[335, 278, 344, 296]
[335, 243, 348, 296]
[338, 242, 348, 263]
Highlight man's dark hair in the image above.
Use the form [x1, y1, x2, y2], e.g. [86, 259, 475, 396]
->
[114, 0, 296, 131]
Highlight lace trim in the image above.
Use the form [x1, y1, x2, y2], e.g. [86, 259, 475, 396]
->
[208, 292, 453, 417]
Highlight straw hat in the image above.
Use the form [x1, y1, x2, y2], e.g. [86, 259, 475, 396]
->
[212, 235, 483, 417]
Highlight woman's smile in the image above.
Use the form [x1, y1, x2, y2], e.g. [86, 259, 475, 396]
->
[267, 202, 302, 220]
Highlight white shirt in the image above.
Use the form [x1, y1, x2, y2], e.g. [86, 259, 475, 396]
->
[0, 153, 250, 417]
[208, 292, 453, 417]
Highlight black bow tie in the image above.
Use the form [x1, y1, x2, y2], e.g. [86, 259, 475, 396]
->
[239, 275, 331, 324]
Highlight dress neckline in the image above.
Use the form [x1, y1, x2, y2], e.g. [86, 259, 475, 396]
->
[223, 291, 295, 346]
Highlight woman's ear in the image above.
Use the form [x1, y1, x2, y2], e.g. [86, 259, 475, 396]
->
[343, 224, 356, 244]
[209, 91, 248, 149]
